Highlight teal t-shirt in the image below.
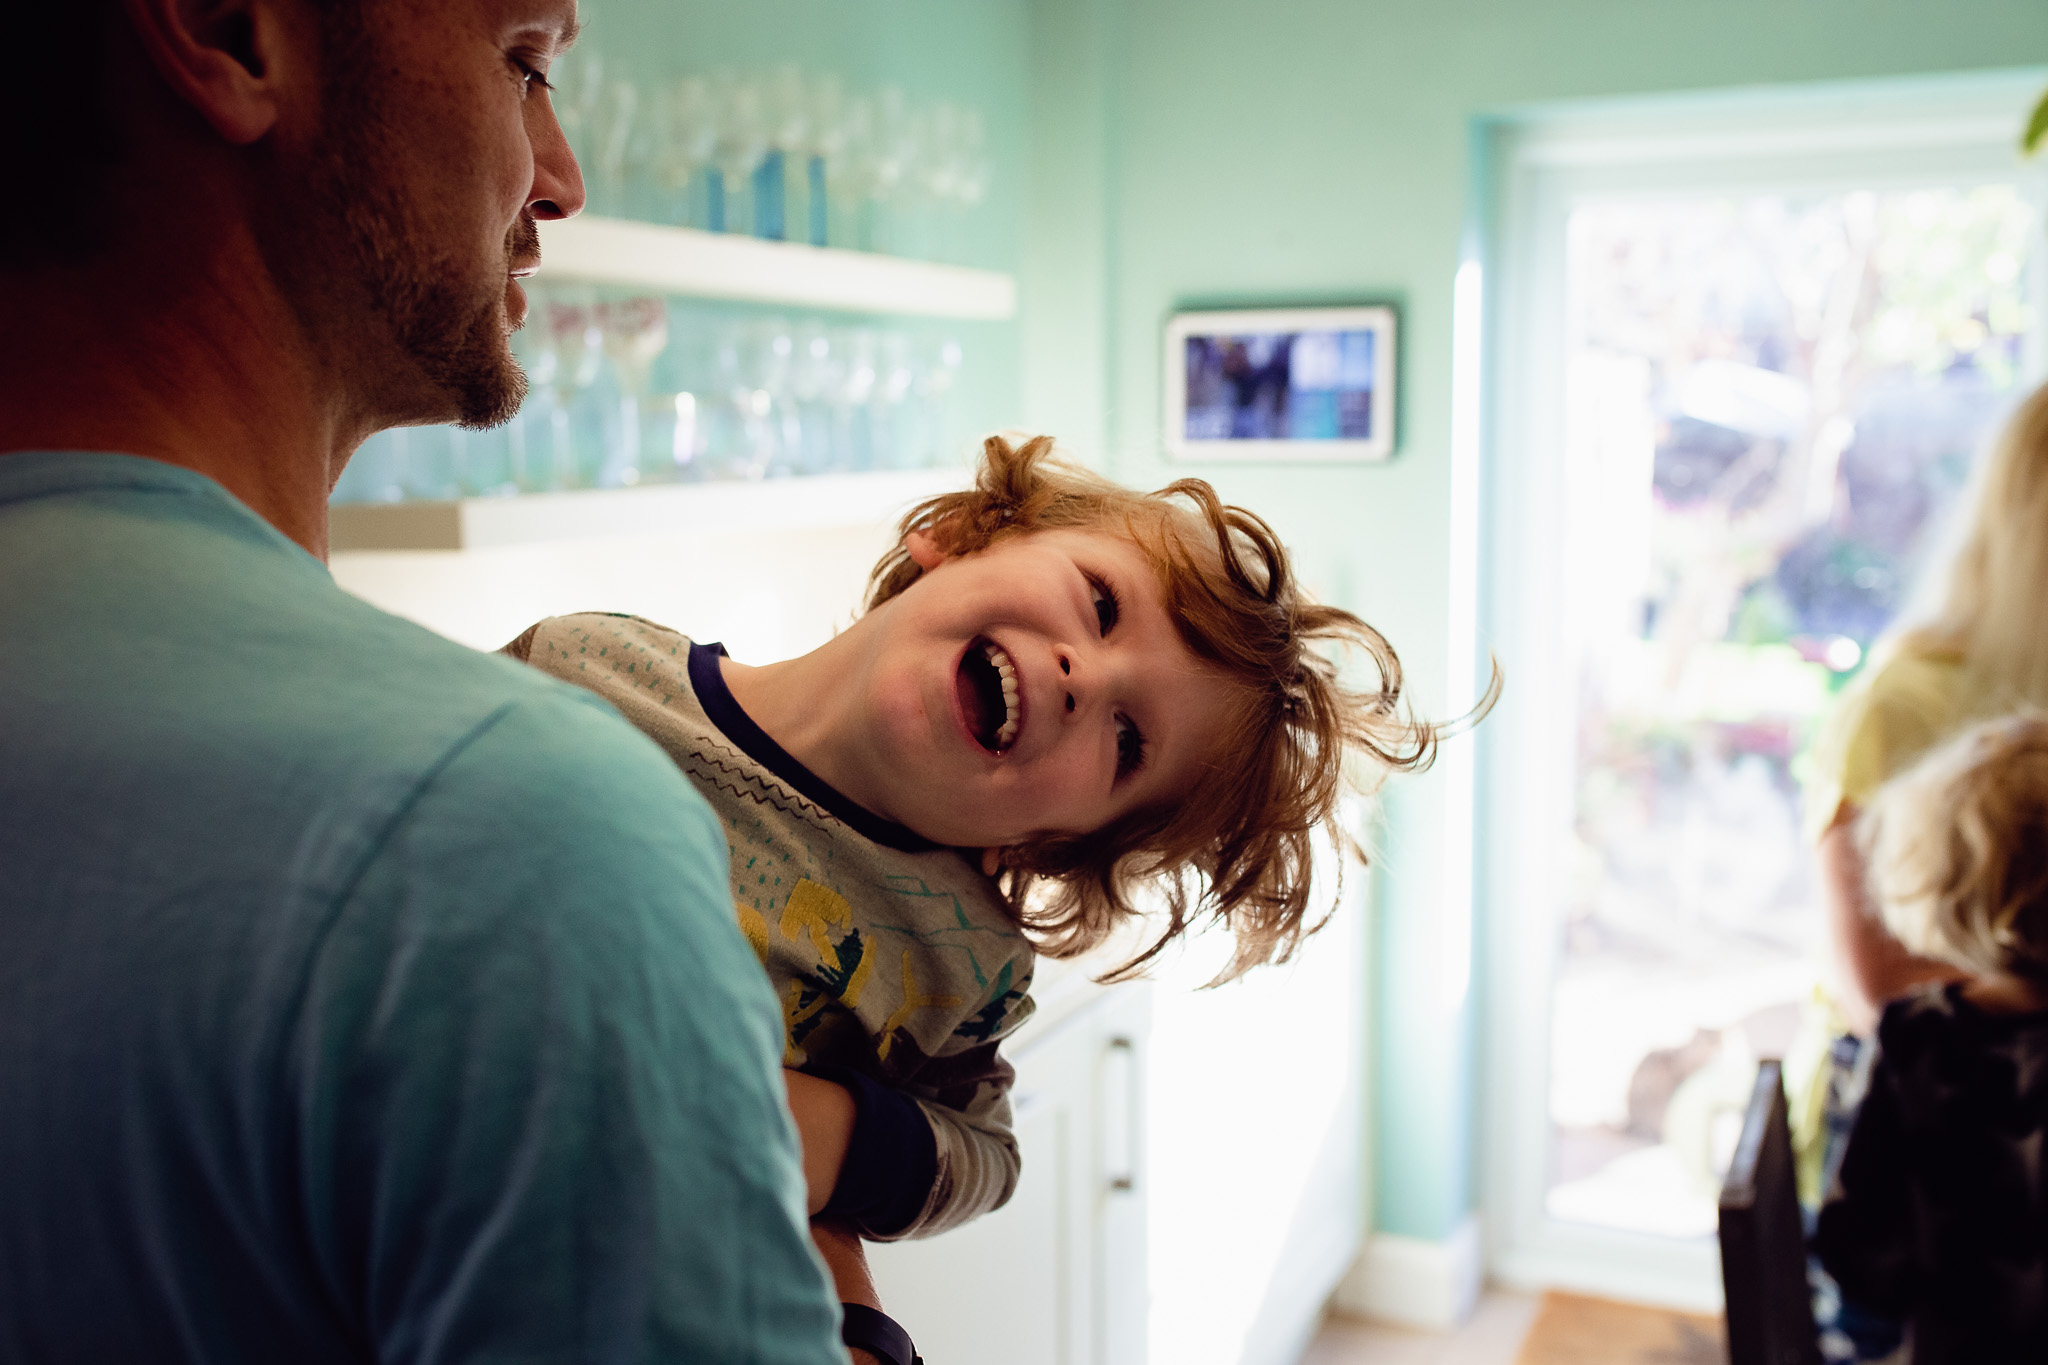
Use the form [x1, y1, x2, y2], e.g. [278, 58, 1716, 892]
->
[0, 453, 842, 1364]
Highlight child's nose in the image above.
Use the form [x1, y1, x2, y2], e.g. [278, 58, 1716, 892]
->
[1054, 646, 1083, 716]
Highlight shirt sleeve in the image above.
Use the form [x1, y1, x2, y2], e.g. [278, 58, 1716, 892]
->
[288, 693, 843, 1365]
[1804, 648, 1966, 840]
[808, 1063, 940, 1237]
[903, 1049, 1024, 1240]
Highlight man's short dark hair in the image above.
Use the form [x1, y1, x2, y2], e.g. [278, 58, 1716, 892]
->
[8, 2, 124, 263]
[6, 0, 361, 266]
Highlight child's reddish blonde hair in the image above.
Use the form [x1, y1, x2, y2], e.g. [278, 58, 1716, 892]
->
[867, 433, 1489, 980]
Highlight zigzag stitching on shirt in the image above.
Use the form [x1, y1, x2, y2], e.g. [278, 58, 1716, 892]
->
[680, 750, 840, 834]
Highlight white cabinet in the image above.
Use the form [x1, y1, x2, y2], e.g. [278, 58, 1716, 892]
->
[868, 980, 1151, 1365]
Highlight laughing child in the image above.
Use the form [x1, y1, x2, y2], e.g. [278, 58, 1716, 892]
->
[503, 433, 1471, 1354]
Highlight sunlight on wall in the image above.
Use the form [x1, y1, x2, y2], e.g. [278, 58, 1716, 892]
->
[1146, 850, 1364, 1365]
[329, 521, 894, 660]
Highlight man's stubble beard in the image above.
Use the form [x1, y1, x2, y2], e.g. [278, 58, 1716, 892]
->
[328, 187, 536, 431]
[269, 21, 533, 433]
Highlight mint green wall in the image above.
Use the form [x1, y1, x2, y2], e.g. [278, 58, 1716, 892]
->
[1019, 0, 2048, 1244]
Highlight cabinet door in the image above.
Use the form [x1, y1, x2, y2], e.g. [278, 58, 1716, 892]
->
[868, 984, 1150, 1365]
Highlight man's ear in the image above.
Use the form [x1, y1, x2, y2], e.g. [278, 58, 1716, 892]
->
[979, 847, 1005, 878]
[122, 0, 297, 145]
[905, 529, 951, 572]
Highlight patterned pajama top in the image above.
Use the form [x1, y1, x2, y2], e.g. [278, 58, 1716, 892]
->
[505, 613, 1036, 1239]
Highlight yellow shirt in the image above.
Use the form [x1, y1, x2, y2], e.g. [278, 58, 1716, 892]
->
[1804, 643, 1971, 839]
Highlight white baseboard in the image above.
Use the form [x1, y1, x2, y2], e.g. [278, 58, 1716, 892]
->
[1331, 1216, 1483, 1330]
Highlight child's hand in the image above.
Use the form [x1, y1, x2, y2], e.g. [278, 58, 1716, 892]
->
[783, 1068, 857, 1215]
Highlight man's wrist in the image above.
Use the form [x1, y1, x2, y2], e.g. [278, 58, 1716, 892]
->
[840, 1303, 923, 1365]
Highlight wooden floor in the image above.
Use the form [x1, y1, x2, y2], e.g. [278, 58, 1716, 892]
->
[1303, 1291, 1725, 1365]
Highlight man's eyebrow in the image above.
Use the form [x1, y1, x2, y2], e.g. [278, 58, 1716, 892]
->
[556, 15, 584, 49]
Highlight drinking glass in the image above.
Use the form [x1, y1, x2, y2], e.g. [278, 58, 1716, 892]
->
[804, 74, 846, 247]
[791, 322, 841, 473]
[753, 65, 811, 243]
[598, 296, 671, 485]
[660, 76, 718, 229]
[544, 298, 604, 488]
[709, 71, 765, 235]
[829, 96, 880, 251]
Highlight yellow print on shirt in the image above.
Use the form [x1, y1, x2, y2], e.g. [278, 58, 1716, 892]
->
[877, 952, 964, 1063]
[781, 878, 873, 1008]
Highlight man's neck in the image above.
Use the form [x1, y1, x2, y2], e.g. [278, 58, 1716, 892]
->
[0, 223, 358, 560]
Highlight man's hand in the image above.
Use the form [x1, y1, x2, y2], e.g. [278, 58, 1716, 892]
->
[783, 1069, 857, 1216]
[812, 1218, 886, 1365]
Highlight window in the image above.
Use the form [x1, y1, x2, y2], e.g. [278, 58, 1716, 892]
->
[1481, 72, 2048, 1308]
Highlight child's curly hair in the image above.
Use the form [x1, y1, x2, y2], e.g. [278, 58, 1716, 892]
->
[1861, 712, 2048, 988]
[867, 433, 1493, 981]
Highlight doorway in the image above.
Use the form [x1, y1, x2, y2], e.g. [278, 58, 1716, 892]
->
[1480, 70, 2048, 1308]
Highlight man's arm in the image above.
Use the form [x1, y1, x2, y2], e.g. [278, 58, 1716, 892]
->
[296, 694, 844, 1364]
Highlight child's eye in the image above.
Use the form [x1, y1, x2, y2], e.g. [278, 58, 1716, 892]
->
[1089, 575, 1122, 637]
[1115, 714, 1146, 779]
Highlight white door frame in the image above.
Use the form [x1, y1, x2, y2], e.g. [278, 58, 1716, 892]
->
[1475, 67, 2048, 1312]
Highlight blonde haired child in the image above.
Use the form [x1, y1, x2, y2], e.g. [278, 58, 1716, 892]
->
[1815, 713, 2048, 1364]
[505, 433, 1482, 1361]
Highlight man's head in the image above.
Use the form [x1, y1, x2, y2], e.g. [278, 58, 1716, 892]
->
[10, 0, 584, 434]
[861, 434, 1468, 981]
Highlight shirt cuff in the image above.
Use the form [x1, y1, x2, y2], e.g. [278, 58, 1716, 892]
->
[806, 1063, 939, 1238]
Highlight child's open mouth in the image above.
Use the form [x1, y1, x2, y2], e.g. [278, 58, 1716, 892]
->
[956, 637, 1021, 754]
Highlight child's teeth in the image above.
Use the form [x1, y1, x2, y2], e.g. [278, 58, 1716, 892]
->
[982, 640, 1020, 748]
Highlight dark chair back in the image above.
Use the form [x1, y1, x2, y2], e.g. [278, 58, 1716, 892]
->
[1718, 1059, 1821, 1365]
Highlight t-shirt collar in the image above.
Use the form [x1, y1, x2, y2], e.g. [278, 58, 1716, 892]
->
[687, 640, 940, 854]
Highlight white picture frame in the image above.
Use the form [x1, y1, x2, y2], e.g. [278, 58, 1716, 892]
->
[1163, 305, 1398, 463]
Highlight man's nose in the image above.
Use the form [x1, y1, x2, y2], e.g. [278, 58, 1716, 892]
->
[527, 100, 587, 220]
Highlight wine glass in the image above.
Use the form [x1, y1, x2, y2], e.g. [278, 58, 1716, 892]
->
[804, 74, 845, 247]
[840, 327, 880, 470]
[791, 322, 840, 473]
[869, 87, 915, 255]
[660, 75, 718, 229]
[756, 65, 811, 243]
[828, 95, 879, 251]
[591, 78, 640, 218]
[544, 298, 604, 488]
[709, 71, 765, 235]
[597, 296, 671, 485]
[873, 330, 917, 467]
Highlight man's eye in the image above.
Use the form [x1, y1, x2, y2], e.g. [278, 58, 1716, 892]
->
[1090, 576, 1121, 637]
[511, 57, 555, 95]
[1115, 716, 1146, 779]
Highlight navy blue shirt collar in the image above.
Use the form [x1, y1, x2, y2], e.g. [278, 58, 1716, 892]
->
[687, 641, 939, 855]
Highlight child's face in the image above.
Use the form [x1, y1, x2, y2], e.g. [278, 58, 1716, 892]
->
[842, 525, 1238, 850]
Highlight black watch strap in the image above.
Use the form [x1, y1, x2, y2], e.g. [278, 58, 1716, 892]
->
[840, 1303, 923, 1365]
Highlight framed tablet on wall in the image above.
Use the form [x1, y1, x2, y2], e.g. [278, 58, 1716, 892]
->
[1164, 305, 1397, 462]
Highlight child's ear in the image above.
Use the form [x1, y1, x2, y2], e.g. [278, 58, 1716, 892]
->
[905, 529, 951, 572]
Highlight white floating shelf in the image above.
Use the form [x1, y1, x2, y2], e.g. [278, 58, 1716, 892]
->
[534, 216, 1017, 321]
[330, 467, 965, 553]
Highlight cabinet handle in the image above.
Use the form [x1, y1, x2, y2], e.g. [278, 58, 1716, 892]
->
[1104, 1035, 1137, 1194]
